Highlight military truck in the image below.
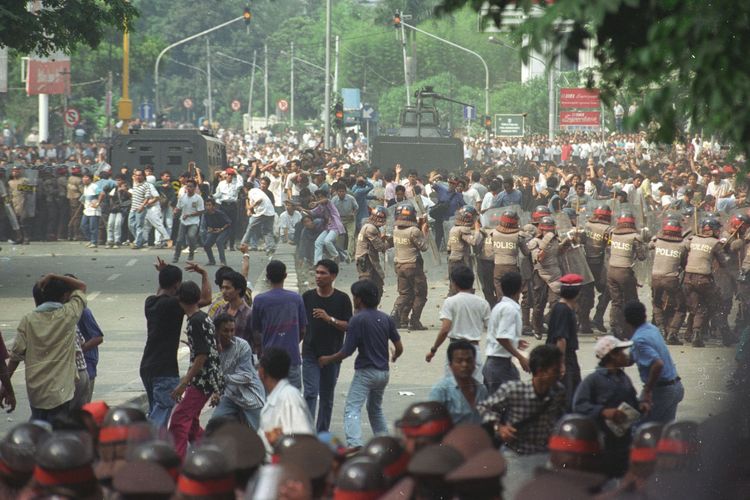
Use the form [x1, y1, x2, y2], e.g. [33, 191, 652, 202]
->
[109, 128, 227, 177]
[371, 87, 466, 176]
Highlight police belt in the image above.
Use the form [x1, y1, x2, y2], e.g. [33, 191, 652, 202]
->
[655, 376, 681, 387]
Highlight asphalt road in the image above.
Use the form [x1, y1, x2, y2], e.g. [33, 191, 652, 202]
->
[0, 240, 735, 439]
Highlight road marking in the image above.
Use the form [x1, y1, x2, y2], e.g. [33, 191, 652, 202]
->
[126, 259, 138, 267]
[88, 291, 101, 301]
[107, 273, 122, 281]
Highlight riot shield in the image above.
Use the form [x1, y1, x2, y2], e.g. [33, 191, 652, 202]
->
[22, 166, 39, 218]
[560, 245, 595, 285]
[368, 186, 385, 210]
[443, 216, 456, 243]
[413, 194, 440, 264]
[0, 182, 20, 231]
[385, 205, 397, 236]
[576, 204, 594, 230]
[482, 205, 522, 229]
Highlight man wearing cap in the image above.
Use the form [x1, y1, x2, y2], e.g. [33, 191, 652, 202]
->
[573, 335, 645, 477]
[355, 205, 391, 297]
[607, 211, 647, 337]
[581, 204, 613, 332]
[391, 204, 430, 329]
[214, 167, 243, 251]
[527, 216, 566, 339]
[623, 301, 684, 424]
[650, 218, 690, 345]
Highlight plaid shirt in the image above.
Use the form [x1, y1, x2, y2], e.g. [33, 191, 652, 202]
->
[477, 380, 566, 455]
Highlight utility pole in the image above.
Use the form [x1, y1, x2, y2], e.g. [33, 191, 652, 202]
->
[324, 0, 332, 148]
[263, 43, 268, 128]
[118, 23, 132, 133]
[106, 71, 113, 137]
[206, 38, 213, 126]
[290, 41, 294, 127]
[398, 11, 411, 106]
[60, 68, 71, 142]
[248, 49, 256, 131]
[333, 35, 339, 93]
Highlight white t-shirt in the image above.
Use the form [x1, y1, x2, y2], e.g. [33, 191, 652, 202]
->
[480, 192, 495, 212]
[462, 188, 481, 208]
[176, 192, 204, 226]
[485, 297, 522, 358]
[279, 210, 302, 239]
[248, 188, 276, 217]
[82, 183, 102, 217]
[439, 292, 491, 342]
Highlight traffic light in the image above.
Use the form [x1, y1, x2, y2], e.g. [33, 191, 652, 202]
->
[334, 102, 344, 129]
[393, 12, 401, 28]
[243, 6, 252, 25]
[484, 115, 492, 131]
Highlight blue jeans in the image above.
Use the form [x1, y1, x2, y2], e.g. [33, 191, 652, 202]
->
[128, 210, 146, 246]
[204, 229, 229, 264]
[645, 380, 685, 424]
[142, 375, 180, 428]
[173, 223, 199, 260]
[302, 355, 341, 432]
[80, 215, 99, 245]
[344, 368, 390, 447]
[242, 215, 275, 251]
[209, 396, 262, 431]
[30, 400, 71, 423]
[314, 229, 339, 263]
[288, 364, 302, 391]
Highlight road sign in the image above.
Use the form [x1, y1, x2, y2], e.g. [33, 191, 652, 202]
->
[277, 99, 289, 112]
[230, 99, 241, 112]
[463, 105, 476, 120]
[63, 107, 80, 128]
[139, 102, 154, 121]
[362, 104, 375, 120]
[183, 98, 193, 109]
[494, 114, 525, 137]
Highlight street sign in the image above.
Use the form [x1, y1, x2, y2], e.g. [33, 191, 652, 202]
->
[559, 111, 601, 127]
[463, 105, 476, 120]
[494, 114, 525, 137]
[139, 102, 154, 121]
[230, 99, 241, 112]
[277, 99, 289, 112]
[362, 104, 375, 120]
[63, 107, 80, 128]
[183, 98, 193, 109]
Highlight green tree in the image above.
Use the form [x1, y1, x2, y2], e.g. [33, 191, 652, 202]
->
[435, 0, 750, 153]
[0, 0, 137, 55]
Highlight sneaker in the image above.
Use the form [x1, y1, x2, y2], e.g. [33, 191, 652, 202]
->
[106, 243, 114, 249]
[219, 262, 227, 267]
[409, 321, 428, 331]
[188, 253, 195, 261]
[113, 244, 121, 249]
[182, 248, 190, 254]
[86, 243, 97, 248]
[206, 261, 216, 266]
[666, 337, 684, 346]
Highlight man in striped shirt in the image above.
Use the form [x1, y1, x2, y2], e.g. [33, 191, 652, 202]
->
[128, 169, 152, 249]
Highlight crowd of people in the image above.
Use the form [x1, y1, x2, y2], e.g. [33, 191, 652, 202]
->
[1, 125, 749, 498]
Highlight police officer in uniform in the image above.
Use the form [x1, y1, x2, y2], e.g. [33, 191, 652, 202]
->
[391, 203, 430, 330]
[527, 216, 565, 339]
[581, 204, 613, 332]
[447, 206, 482, 295]
[714, 213, 750, 345]
[490, 211, 530, 303]
[650, 217, 690, 345]
[67, 164, 84, 240]
[39, 166, 60, 241]
[731, 213, 750, 337]
[354, 206, 391, 298]
[477, 220, 499, 307]
[55, 165, 70, 239]
[683, 217, 730, 347]
[607, 211, 647, 337]
[8, 165, 35, 244]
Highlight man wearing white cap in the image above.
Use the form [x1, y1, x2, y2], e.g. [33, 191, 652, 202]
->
[573, 335, 646, 477]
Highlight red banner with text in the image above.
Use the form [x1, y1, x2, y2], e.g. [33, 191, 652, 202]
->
[559, 111, 601, 127]
[559, 88, 600, 109]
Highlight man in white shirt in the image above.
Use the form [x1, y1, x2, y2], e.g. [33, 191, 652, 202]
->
[213, 167, 243, 250]
[241, 186, 277, 254]
[257, 348, 314, 454]
[172, 179, 204, 263]
[279, 201, 302, 243]
[425, 265, 491, 382]
[483, 271, 530, 394]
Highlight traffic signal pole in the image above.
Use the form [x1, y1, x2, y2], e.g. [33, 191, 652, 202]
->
[324, 0, 332, 148]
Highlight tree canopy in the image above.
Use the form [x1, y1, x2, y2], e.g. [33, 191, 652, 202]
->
[436, 0, 750, 154]
[0, 0, 137, 55]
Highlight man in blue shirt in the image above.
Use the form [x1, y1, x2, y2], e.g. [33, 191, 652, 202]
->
[623, 300, 684, 423]
[429, 340, 488, 425]
[351, 176, 375, 233]
[319, 279, 403, 448]
[428, 174, 466, 250]
[77, 307, 104, 402]
[492, 175, 523, 208]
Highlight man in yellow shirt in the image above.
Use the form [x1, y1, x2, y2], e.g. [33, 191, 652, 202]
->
[9, 274, 87, 422]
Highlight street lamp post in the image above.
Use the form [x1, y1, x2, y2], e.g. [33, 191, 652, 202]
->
[488, 36, 556, 140]
[206, 38, 213, 125]
[290, 41, 294, 127]
[400, 18, 490, 140]
[324, 0, 332, 148]
[154, 15, 243, 115]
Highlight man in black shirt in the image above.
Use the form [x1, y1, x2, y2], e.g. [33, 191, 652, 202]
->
[301, 259, 353, 432]
[139, 258, 212, 429]
[546, 273, 583, 408]
[202, 198, 231, 266]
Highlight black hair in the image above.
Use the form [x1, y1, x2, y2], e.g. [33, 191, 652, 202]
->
[351, 279, 380, 308]
[450, 264, 474, 291]
[489, 179, 502, 193]
[447, 340, 476, 363]
[161, 170, 172, 178]
[315, 259, 339, 276]
[177, 281, 201, 305]
[529, 345, 563, 375]
[213, 312, 236, 332]
[315, 189, 329, 198]
[266, 260, 287, 284]
[159, 265, 183, 289]
[624, 300, 647, 328]
[471, 171, 481, 182]
[40, 277, 72, 304]
[500, 271, 523, 297]
[185, 179, 197, 187]
[560, 283, 581, 300]
[260, 348, 291, 380]
[221, 271, 247, 295]
[575, 182, 585, 189]
[32, 283, 44, 306]
[214, 265, 234, 286]
[333, 182, 346, 191]
[395, 185, 406, 193]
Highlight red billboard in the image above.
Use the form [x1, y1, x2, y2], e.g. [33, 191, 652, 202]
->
[559, 88, 600, 108]
[26, 56, 70, 95]
[559, 111, 601, 127]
